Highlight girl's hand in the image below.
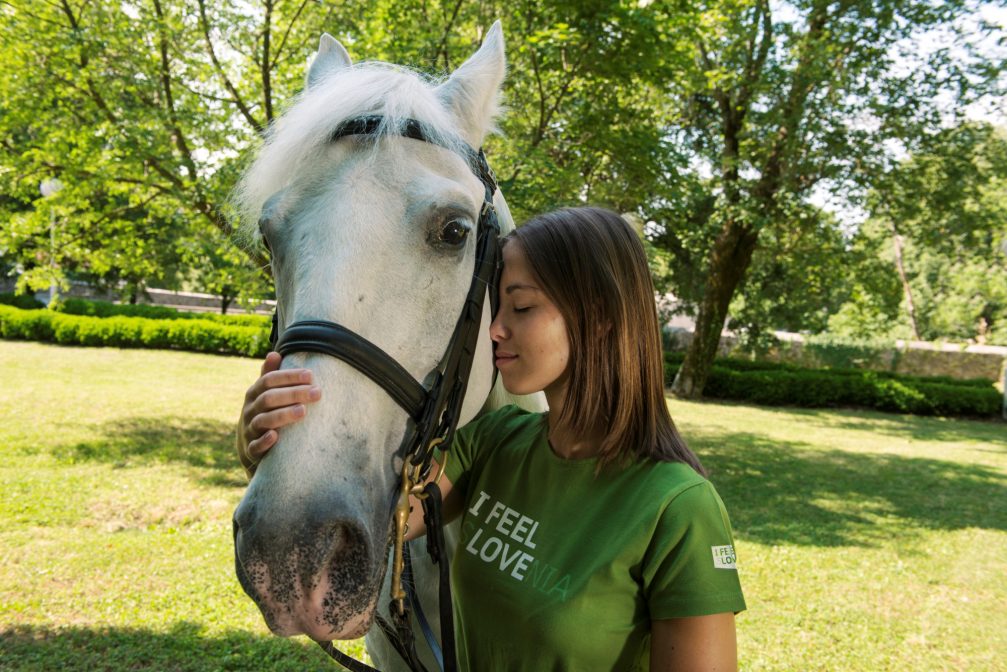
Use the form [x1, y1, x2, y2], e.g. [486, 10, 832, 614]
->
[237, 351, 322, 476]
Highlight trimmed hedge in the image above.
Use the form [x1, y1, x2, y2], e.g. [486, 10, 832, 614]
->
[0, 293, 45, 310]
[664, 353, 1002, 418]
[0, 305, 270, 358]
[55, 297, 271, 328]
[665, 351, 994, 389]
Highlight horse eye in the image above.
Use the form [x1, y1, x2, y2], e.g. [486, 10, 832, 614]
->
[438, 219, 471, 248]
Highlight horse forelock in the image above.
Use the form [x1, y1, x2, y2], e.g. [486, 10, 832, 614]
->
[236, 63, 494, 247]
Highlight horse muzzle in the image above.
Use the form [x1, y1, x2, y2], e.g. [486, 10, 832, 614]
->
[233, 490, 387, 640]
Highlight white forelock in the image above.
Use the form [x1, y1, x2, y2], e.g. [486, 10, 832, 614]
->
[235, 62, 500, 246]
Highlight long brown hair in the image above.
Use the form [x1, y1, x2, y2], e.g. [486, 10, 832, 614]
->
[507, 207, 705, 475]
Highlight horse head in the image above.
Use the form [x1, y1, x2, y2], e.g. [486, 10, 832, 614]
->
[232, 23, 508, 641]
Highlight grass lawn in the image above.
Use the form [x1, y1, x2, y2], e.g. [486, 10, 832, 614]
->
[1, 341, 1004, 671]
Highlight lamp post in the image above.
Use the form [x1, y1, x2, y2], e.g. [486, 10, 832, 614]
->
[1002, 359, 1006, 422]
[39, 178, 63, 305]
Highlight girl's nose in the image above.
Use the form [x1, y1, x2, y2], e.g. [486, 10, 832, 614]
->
[489, 312, 508, 342]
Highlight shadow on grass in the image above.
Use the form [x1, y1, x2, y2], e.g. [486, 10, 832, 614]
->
[55, 416, 247, 487]
[0, 622, 367, 671]
[55, 409, 1007, 548]
[696, 430, 1007, 548]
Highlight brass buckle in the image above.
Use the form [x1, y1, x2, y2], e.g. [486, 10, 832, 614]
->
[390, 440, 448, 615]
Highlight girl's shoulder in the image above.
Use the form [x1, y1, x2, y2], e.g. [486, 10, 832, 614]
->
[616, 457, 715, 510]
[463, 403, 545, 438]
[451, 404, 545, 466]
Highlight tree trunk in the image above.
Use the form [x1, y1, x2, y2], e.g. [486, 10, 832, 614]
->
[889, 221, 920, 340]
[671, 220, 760, 398]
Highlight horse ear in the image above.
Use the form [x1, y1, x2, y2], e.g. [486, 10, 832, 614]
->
[436, 21, 506, 147]
[306, 33, 352, 90]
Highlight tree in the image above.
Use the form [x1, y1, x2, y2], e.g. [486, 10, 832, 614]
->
[4, 0, 998, 354]
[832, 122, 1007, 344]
[0, 0, 685, 301]
[722, 205, 853, 348]
[0, 0, 345, 300]
[651, 0, 1005, 397]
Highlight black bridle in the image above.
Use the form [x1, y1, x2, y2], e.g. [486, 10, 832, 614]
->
[266, 115, 501, 672]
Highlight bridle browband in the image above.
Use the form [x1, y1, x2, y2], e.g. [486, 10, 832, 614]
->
[267, 115, 501, 672]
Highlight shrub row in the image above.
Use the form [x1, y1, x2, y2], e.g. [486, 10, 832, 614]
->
[0, 293, 45, 310]
[664, 354, 1002, 418]
[664, 351, 993, 389]
[0, 305, 270, 358]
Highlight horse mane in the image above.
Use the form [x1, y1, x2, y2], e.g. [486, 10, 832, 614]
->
[235, 63, 496, 247]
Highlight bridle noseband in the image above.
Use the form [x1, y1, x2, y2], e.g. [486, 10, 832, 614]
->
[267, 115, 501, 672]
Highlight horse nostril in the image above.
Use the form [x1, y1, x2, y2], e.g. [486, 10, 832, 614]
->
[330, 523, 367, 566]
[311, 521, 372, 588]
[233, 496, 259, 536]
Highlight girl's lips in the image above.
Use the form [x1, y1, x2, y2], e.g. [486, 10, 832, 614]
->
[494, 354, 517, 368]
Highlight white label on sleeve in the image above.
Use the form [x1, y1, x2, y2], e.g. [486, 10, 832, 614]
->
[711, 545, 737, 569]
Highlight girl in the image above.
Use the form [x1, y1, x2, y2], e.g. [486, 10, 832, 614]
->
[238, 207, 745, 671]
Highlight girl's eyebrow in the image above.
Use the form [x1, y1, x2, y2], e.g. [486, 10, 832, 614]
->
[504, 283, 540, 294]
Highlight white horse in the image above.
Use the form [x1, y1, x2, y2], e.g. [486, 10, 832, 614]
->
[233, 22, 545, 671]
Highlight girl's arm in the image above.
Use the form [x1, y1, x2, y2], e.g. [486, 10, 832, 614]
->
[403, 464, 462, 541]
[650, 613, 737, 672]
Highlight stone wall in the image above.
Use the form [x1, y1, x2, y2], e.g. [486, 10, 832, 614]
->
[10, 282, 275, 316]
[666, 328, 1007, 387]
[891, 344, 1006, 384]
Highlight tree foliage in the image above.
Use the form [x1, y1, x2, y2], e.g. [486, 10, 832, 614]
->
[652, 0, 1005, 396]
[0, 0, 332, 303]
[0, 0, 683, 305]
[831, 122, 1007, 344]
[0, 0, 1002, 353]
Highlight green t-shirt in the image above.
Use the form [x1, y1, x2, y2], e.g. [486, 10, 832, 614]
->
[444, 405, 746, 671]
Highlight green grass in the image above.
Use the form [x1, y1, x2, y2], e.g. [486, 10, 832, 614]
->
[1, 341, 1005, 671]
[0, 341, 366, 670]
[676, 402, 1006, 671]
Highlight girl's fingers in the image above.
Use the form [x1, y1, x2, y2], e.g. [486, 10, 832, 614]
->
[245, 368, 313, 401]
[246, 429, 278, 461]
[241, 356, 320, 471]
[260, 351, 282, 376]
[249, 385, 321, 416]
[248, 404, 307, 437]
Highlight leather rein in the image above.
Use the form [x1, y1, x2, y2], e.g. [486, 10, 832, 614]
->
[267, 115, 501, 672]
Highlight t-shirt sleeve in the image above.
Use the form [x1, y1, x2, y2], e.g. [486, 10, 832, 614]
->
[642, 480, 747, 619]
[443, 413, 482, 498]
[442, 405, 520, 499]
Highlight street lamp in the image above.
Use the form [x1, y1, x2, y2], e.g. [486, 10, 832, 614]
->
[39, 178, 63, 305]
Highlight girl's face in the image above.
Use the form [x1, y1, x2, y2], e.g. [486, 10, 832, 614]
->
[489, 242, 570, 400]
